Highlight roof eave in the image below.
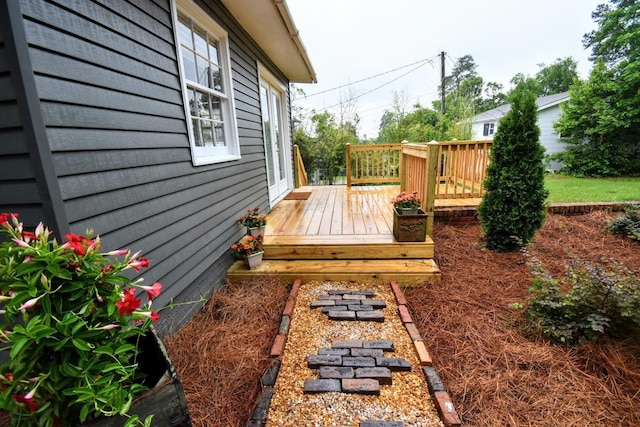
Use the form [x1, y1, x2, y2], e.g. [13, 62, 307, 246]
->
[220, 0, 317, 83]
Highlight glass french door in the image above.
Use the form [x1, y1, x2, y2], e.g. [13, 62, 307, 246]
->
[260, 81, 289, 204]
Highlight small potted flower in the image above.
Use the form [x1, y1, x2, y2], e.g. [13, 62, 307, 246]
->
[392, 191, 421, 214]
[390, 191, 428, 242]
[231, 234, 264, 270]
[0, 213, 190, 426]
[237, 207, 267, 237]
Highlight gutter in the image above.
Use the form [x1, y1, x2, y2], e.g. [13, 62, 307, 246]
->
[274, 0, 317, 83]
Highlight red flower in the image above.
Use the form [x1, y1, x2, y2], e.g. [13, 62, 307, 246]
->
[129, 257, 150, 272]
[13, 388, 38, 412]
[63, 233, 93, 256]
[115, 288, 141, 316]
[137, 310, 160, 323]
[0, 213, 17, 226]
[21, 231, 36, 242]
[140, 282, 162, 301]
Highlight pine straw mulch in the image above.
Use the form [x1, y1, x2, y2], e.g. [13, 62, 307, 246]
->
[405, 211, 640, 427]
[164, 278, 289, 427]
[166, 211, 640, 427]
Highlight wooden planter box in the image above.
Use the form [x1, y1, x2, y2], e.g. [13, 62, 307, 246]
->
[393, 207, 428, 242]
[85, 329, 192, 427]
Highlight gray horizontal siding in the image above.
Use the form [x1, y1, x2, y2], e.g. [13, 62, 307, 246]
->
[0, 8, 46, 227]
[16, 0, 288, 329]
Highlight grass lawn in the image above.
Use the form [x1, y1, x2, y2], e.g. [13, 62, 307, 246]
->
[545, 174, 640, 203]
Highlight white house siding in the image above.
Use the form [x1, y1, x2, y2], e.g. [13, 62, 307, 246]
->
[537, 105, 567, 171]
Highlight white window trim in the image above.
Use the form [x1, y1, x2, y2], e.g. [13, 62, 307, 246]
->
[172, 0, 240, 165]
[258, 63, 293, 200]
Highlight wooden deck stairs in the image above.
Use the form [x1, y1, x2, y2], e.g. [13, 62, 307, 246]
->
[226, 232, 441, 286]
[226, 186, 441, 286]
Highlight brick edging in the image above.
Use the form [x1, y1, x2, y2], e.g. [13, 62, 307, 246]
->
[247, 279, 301, 427]
[435, 201, 638, 223]
[390, 281, 462, 427]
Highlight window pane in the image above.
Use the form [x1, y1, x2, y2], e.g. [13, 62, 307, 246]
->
[201, 119, 214, 147]
[260, 86, 275, 185]
[211, 96, 222, 121]
[213, 123, 225, 146]
[192, 118, 203, 147]
[187, 88, 197, 117]
[181, 46, 197, 82]
[177, 16, 192, 49]
[196, 90, 210, 119]
[196, 54, 210, 87]
[272, 93, 286, 180]
[211, 65, 222, 92]
[208, 39, 219, 66]
[194, 27, 208, 57]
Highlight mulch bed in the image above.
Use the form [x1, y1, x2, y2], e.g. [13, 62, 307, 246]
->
[166, 211, 640, 427]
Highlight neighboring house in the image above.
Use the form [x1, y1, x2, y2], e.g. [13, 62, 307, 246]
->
[0, 0, 316, 333]
[469, 92, 570, 171]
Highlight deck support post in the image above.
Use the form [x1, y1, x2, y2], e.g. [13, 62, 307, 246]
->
[424, 141, 439, 237]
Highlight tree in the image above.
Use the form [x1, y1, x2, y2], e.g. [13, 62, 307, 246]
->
[477, 90, 549, 251]
[553, 0, 640, 176]
[535, 57, 579, 95]
[443, 54, 478, 95]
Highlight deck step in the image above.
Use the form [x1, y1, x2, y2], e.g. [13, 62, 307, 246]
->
[226, 259, 441, 287]
[263, 235, 434, 260]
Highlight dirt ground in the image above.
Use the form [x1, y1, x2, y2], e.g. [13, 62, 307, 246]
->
[166, 211, 640, 427]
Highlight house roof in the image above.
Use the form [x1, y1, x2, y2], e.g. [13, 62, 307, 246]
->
[470, 91, 570, 123]
[221, 0, 317, 83]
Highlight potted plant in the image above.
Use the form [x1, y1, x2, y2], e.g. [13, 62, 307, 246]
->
[391, 191, 428, 242]
[391, 191, 422, 214]
[237, 207, 267, 237]
[0, 213, 190, 427]
[230, 235, 264, 270]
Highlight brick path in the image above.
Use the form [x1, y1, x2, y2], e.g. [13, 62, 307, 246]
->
[249, 280, 462, 427]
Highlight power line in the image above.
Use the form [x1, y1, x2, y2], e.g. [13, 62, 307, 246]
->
[303, 55, 438, 98]
[316, 61, 433, 113]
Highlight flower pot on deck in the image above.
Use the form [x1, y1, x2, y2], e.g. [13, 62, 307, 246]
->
[247, 226, 266, 237]
[243, 251, 264, 270]
[392, 207, 428, 242]
[84, 328, 191, 427]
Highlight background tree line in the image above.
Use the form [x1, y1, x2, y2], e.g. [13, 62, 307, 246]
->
[293, 0, 640, 182]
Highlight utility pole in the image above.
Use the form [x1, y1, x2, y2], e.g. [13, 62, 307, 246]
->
[440, 51, 446, 114]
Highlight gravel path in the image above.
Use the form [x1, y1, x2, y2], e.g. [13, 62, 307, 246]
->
[266, 281, 445, 427]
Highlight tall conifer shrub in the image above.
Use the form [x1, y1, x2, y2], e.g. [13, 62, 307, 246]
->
[478, 90, 549, 251]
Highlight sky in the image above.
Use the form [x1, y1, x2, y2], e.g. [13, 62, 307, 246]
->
[286, 0, 602, 139]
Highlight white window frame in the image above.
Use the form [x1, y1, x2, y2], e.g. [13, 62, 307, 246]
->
[172, 0, 240, 165]
[483, 122, 495, 137]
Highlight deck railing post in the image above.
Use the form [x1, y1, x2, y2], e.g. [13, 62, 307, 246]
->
[346, 143, 352, 187]
[399, 140, 408, 192]
[424, 140, 439, 237]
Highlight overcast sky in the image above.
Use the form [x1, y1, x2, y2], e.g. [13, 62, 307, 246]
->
[286, 0, 602, 139]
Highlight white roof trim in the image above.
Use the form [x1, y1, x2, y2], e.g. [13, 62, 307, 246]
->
[220, 0, 317, 83]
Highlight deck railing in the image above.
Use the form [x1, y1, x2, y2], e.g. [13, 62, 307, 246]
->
[293, 144, 308, 188]
[346, 143, 402, 187]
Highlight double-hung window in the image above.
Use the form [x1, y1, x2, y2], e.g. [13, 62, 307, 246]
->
[174, 1, 239, 165]
[483, 122, 495, 137]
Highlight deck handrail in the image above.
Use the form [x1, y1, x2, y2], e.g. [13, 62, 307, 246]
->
[293, 144, 308, 188]
[346, 143, 402, 186]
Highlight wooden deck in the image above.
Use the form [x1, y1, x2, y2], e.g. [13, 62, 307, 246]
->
[226, 185, 468, 286]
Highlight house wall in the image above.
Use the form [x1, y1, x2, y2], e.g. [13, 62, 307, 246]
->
[471, 121, 495, 141]
[0, 5, 47, 228]
[3, 0, 290, 334]
[537, 105, 567, 171]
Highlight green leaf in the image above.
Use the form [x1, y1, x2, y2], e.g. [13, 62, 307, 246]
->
[71, 338, 92, 351]
[9, 337, 29, 359]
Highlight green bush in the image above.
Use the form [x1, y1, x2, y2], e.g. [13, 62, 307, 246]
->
[478, 89, 549, 251]
[523, 257, 640, 344]
[607, 204, 640, 242]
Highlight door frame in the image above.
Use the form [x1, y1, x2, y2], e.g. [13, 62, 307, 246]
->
[258, 63, 293, 207]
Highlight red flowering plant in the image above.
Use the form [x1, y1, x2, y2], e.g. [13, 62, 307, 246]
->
[0, 213, 161, 426]
[391, 191, 421, 210]
[236, 207, 267, 228]
[230, 234, 264, 256]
